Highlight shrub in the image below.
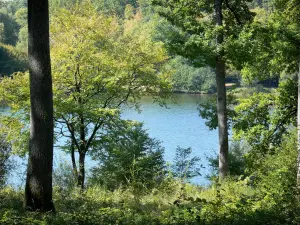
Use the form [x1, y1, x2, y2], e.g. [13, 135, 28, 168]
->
[89, 121, 165, 191]
[171, 146, 201, 182]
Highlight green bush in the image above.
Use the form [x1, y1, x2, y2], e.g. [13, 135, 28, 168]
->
[171, 146, 201, 182]
[89, 121, 165, 191]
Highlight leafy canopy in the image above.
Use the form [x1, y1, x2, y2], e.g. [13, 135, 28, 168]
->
[0, 2, 172, 157]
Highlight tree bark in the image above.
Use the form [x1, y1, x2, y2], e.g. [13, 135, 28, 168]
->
[77, 152, 86, 189]
[214, 0, 229, 179]
[70, 139, 78, 180]
[297, 60, 300, 185]
[77, 114, 86, 189]
[25, 0, 55, 211]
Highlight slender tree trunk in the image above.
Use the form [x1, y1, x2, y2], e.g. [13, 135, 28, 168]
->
[25, 0, 55, 212]
[77, 151, 85, 189]
[214, 0, 229, 179]
[70, 139, 78, 180]
[296, 60, 300, 185]
[77, 114, 86, 189]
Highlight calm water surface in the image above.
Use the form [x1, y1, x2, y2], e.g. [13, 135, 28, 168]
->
[8, 94, 219, 187]
[121, 94, 218, 184]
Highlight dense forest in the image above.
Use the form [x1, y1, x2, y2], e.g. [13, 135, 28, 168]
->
[0, 0, 299, 224]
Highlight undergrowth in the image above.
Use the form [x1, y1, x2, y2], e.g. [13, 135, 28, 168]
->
[1, 177, 299, 225]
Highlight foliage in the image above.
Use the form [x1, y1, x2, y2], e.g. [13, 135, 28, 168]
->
[208, 141, 248, 178]
[233, 78, 297, 170]
[168, 57, 216, 93]
[0, 0, 299, 223]
[198, 76, 296, 171]
[51, 2, 171, 186]
[0, 72, 30, 155]
[152, 0, 254, 68]
[89, 121, 165, 191]
[0, 2, 171, 187]
[0, 11, 19, 45]
[50, 1, 171, 128]
[48, 0, 139, 17]
[0, 131, 299, 223]
[0, 137, 12, 187]
[255, 131, 298, 214]
[53, 159, 77, 192]
[1, 143, 300, 225]
[14, 7, 27, 52]
[0, 0, 26, 16]
[198, 92, 238, 130]
[171, 146, 201, 182]
[92, 0, 138, 17]
[0, 43, 27, 76]
[227, 7, 300, 82]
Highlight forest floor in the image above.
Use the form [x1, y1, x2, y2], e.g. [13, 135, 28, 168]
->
[1, 178, 299, 225]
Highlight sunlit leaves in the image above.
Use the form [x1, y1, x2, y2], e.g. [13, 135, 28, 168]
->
[0, 2, 172, 157]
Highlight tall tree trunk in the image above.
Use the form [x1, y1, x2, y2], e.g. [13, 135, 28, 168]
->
[297, 60, 300, 185]
[214, 0, 229, 179]
[25, 0, 55, 212]
[77, 151, 86, 189]
[77, 114, 86, 189]
[70, 139, 78, 180]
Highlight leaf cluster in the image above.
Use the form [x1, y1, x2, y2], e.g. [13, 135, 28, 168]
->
[89, 121, 165, 191]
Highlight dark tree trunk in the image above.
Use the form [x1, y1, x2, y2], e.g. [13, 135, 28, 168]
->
[77, 114, 86, 189]
[70, 139, 78, 180]
[214, 0, 229, 179]
[77, 151, 86, 189]
[25, 0, 55, 212]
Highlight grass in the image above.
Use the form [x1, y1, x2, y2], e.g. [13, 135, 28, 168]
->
[1, 177, 299, 225]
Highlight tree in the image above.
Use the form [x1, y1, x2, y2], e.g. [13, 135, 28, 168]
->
[0, 2, 171, 190]
[152, 0, 254, 178]
[229, 1, 300, 183]
[233, 79, 297, 170]
[171, 146, 201, 182]
[273, 0, 300, 185]
[214, 0, 228, 179]
[14, 7, 28, 52]
[50, 3, 171, 189]
[274, 0, 300, 186]
[25, 0, 55, 211]
[167, 57, 216, 93]
[92, 0, 138, 17]
[0, 11, 19, 45]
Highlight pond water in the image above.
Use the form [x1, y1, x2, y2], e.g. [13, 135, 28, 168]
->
[8, 94, 219, 187]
